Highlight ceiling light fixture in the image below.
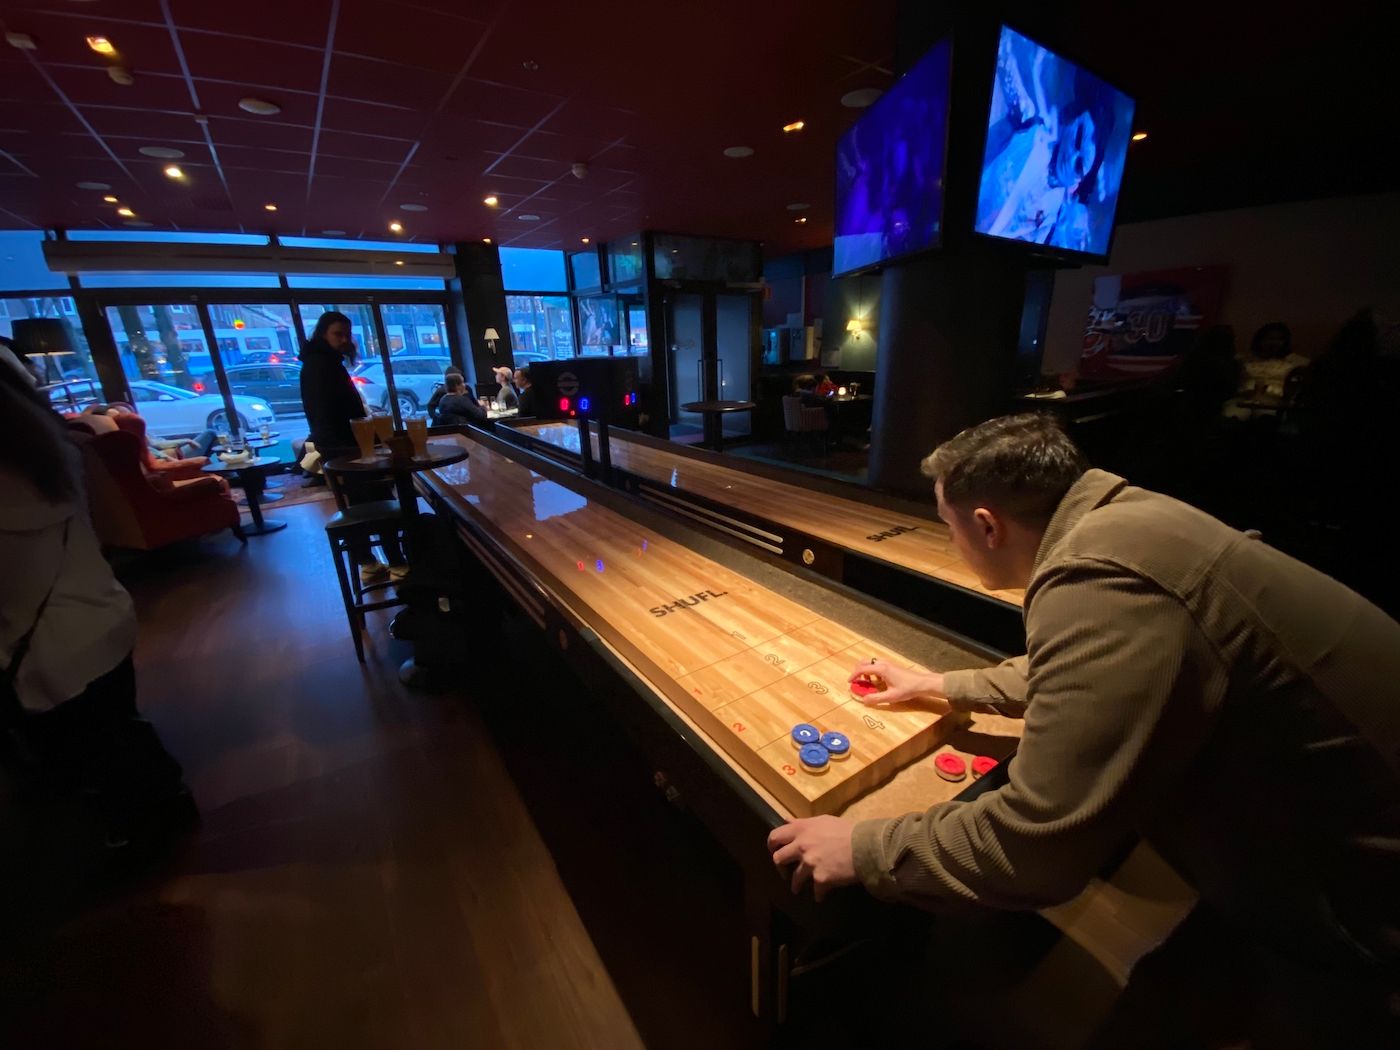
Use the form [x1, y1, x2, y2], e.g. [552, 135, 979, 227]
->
[722, 146, 754, 158]
[76, 181, 110, 190]
[782, 120, 805, 133]
[482, 237, 492, 243]
[786, 202, 810, 211]
[1132, 131, 1148, 142]
[394, 260, 404, 266]
[483, 195, 499, 206]
[85, 35, 116, 56]
[581, 237, 590, 244]
[264, 202, 278, 211]
[517, 214, 540, 222]
[162, 164, 184, 179]
[400, 203, 428, 212]
[107, 67, 133, 86]
[116, 207, 135, 217]
[102, 195, 118, 203]
[5, 32, 38, 51]
[794, 216, 808, 224]
[123, 220, 153, 228]
[139, 146, 184, 159]
[238, 97, 281, 116]
[840, 88, 882, 109]
[322, 229, 345, 235]
[388, 220, 403, 233]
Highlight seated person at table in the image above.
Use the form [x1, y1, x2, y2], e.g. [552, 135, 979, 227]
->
[514, 367, 537, 418]
[492, 366, 520, 410]
[426, 365, 471, 424]
[434, 374, 487, 427]
[768, 413, 1400, 1044]
[815, 373, 838, 397]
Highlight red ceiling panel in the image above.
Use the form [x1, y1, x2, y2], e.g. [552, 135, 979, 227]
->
[79, 107, 204, 143]
[177, 33, 326, 93]
[45, 65, 187, 110]
[333, 1, 490, 75]
[442, 78, 567, 128]
[0, 100, 86, 136]
[316, 127, 415, 160]
[166, 0, 335, 49]
[205, 115, 314, 153]
[322, 54, 452, 115]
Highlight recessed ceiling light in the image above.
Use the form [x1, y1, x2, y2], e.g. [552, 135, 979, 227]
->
[581, 237, 590, 244]
[517, 214, 540, 222]
[394, 260, 405, 266]
[1131, 131, 1148, 142]
[140, 146, 184, 160]
[116, 206, 135, 217]
[786, 202, 810, 211]
[107, 66, 134, 86]
[123, 220, 153, 228]
[840, 88, 883, 109]
[483, 195, 499, 207]
[482, 237, 492, 243]
[85, 35, 116, 56]
[723, 146, 754, 158]
[238, 97, 281, 116]
[76, 181, 110, 191]
[388, 220, 403, 233]
[631, 242, 638, 246]
[264, 202, 278, 211]
[322, 229, 345, 235]
[795, 217, 808, 224]
[782, 120, 805, 133]
[5, 32, 38, 51]
[102, 195, 118, 203]
[163, 164, 184, 179]
[399, 203, 428, 212]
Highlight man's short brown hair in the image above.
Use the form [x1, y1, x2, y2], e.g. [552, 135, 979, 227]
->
[446, 374, 465, 392]
[922, 414, 1087, 525]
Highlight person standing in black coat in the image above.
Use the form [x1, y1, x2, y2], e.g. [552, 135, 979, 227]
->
[298, 311, 404, 581]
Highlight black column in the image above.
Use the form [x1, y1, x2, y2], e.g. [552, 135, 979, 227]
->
[449, 241, 513, 385]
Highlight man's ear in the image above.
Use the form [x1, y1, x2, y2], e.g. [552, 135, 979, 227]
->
[971, 506, 1003, 549]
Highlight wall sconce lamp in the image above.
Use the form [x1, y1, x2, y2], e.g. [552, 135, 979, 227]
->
[484, 327, 500, 355]
[845, 318, 866, 339]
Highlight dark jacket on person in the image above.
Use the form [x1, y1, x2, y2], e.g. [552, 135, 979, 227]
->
[436, 392, 487, 427]
[427, 380, 475, 423]
[299, 339, 364, 454]
[516, 385, 537, 418]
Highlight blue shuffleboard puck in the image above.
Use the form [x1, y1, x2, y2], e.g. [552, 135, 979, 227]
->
[790, 723, 821, 749]
[798, 743, 831, 774]
[820, 731, 851, 759]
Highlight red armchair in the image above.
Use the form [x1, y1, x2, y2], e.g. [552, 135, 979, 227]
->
[68, 427, 244, 550]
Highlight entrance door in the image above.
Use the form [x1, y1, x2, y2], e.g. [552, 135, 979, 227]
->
[665, 290, 756, 440]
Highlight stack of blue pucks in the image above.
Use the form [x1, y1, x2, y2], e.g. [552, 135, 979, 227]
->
[790, 723, 852, 774]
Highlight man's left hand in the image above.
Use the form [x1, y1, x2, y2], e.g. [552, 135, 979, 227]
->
[767, 816, 859, 901]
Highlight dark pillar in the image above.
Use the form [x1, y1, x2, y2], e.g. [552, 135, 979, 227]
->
[868, 247, 1026, 495]
[449, 242, 512, 386]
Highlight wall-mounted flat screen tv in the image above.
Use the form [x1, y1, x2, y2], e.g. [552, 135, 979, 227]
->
[833, 38, 952, 278]
[974, 25, 1135, 259]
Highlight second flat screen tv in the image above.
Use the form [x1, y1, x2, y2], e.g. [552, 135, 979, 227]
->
[974, 26, 1136, 258]
[833, 39, 952, 277]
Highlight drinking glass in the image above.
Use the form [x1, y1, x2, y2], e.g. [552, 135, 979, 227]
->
[350, 417, 376, 460]
[260, 424, 271, 441]
[406, 417, 428, 457]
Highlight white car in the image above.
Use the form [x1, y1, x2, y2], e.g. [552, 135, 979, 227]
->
[125, 379, 276, 439]
[353, 355, 456, 417]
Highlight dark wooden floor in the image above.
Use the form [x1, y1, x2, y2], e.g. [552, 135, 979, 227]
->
[0, 502, 644, 1050]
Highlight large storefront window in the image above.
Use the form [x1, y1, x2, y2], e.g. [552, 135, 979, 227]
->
[104, 303, 272, 440]
[374, 303, 452, 418]
[211, 303, 305, 437]
[506, 295, 574, 364]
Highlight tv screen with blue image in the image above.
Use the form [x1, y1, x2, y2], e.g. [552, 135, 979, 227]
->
[975, 26, 1135, 258]
[833, 39, 952, 277]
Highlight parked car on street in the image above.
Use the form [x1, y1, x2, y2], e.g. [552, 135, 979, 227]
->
[224, 363, 304, 413]
[353, 355, 455, 417]
[124, 380, 275, 438]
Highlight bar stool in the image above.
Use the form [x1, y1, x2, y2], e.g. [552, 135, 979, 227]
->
[325, 499, 409, 662]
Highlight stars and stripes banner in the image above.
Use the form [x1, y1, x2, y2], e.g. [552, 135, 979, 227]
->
[1078, 265, 1230, 381]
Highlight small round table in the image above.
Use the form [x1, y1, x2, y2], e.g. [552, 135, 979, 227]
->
[681, 400, 757, 452]
[201, 455, 286, 535]
[212, 435, 287, 501]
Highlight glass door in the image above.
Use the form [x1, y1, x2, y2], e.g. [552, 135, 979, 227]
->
[666, 293, 704, 432]
[715, 292, 753, 440]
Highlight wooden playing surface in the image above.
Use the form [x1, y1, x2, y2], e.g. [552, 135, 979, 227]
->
[511, 422, 1024, 607]
[423, 434, 966, 818]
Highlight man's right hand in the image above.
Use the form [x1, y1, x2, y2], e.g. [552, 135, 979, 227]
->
[849, 659, 948, 708]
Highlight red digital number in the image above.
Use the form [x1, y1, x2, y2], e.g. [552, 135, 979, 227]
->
[782, 764, 797, 776]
